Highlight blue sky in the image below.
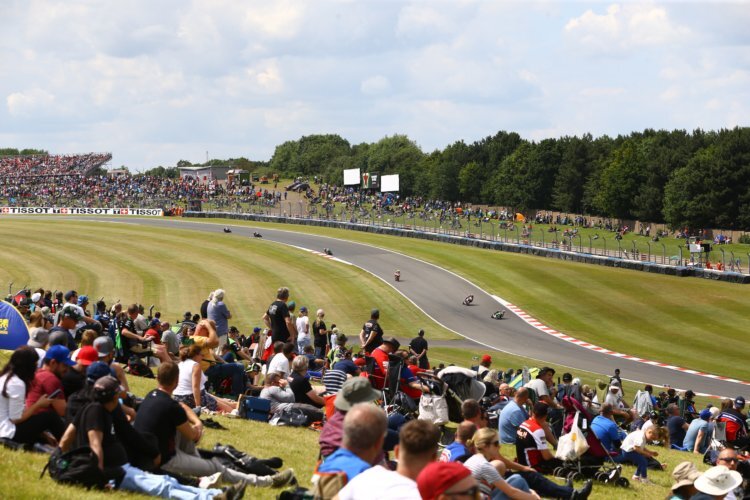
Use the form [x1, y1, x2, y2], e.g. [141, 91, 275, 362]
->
[1, 1, 748, 170]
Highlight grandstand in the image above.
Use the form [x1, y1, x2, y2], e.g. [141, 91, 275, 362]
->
[0, 152, 112, 177]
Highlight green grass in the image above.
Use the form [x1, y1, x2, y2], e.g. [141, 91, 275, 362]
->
[183, 216, 750, 382]
[0, 219, 458, 341]
[0, 349, 714, 500]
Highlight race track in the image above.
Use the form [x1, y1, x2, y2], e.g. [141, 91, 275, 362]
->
[78, 216, 747, 397]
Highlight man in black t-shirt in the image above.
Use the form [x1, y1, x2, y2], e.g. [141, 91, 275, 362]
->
[262, 287, 297, 344]
[359, 308, 384, 354]
[59, 375, 231, 498]
[136, 362, 296, 488]
[408, 329, 429, 369]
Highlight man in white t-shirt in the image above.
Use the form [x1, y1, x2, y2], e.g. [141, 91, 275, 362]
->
[295, 306, 310, 353]
[267, 342, 294, 378]
[525, 367, 560, 409]
[338, 419, 440, 499]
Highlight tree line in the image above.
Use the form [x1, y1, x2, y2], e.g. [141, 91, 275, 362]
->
[266, 128, 750, 230]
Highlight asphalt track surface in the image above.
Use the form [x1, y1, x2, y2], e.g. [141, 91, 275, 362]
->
[66, 216, 748, 397]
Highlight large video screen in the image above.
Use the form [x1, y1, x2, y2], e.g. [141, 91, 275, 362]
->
[381, 174, 399, 192]
[343, 168, 360, 186]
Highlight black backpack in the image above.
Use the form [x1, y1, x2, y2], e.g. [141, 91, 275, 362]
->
[42, 446, 107, 489]
[127, 355, 154, 378]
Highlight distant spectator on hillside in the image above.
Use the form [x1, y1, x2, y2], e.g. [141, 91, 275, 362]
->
[359, 308, 384, 354]
[408, 329, 429, 370]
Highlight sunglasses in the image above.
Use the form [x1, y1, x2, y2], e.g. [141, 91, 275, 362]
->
[719, 457, 739, 463]
[444, 485, 480, 499]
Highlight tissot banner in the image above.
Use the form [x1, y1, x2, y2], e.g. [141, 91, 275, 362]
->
[0, 207, 163, 216]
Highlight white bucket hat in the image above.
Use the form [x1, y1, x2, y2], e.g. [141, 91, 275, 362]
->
[694, 465, 742, 496]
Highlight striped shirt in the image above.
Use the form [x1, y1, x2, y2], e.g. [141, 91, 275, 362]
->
[323, 369, 348, 395]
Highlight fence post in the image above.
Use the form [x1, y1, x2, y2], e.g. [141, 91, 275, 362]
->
[602, 237, 607, 257]
[588, 235, 592, 254]
[577, 234, 583, 253]
[646, 241, 651, 262]
[678, 245, 684, 266]
[541, 229, 545, 248]
[720, 248, 725, 269]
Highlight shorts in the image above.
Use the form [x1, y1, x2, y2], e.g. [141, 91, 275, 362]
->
[173, 390, 218, 411]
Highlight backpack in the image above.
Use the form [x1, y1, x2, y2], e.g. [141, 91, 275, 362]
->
[127, 355, 154, 378]
[41, 446, 107, 489]
[271, 407, 309, 427]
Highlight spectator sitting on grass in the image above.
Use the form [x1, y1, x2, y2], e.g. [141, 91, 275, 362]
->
[461, 399, 488, 429]
[668, 461, 701, 500]
[259, 372, 323, 423]
[191, 319, 246, 397]
[289, 355, 325, 408]
[135, 362, 295, 489]
[604, 384, 634, 424]
[0, 346, 62, 446]
[418, 461, 479, 500]
[684, 407, 719, 455]
[319, 377, 382, 458]
[59, 375, 242, 500]
[26, 344, 74, 427]
[301, 344, 325, 373]
[327, 333, 348, 367]
[267, 342, 294, 379]
[93, 336, 130, 393]
[317, 403, 387, 483]
[337, 419, 440, 499]
[173, 344, 236, 414]
[718, 397, 750, 450]
[499, 387, 530, 444]
[439, 421, 476, 462]
[666, 403, 689, 449]
[226, 326, 252, 362]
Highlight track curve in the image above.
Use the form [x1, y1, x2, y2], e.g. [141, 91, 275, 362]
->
[70, 216, 748, 397]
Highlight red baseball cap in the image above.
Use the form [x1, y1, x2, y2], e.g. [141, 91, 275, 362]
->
[481, 354, 492, 364]
[354, 357, 366, 367]
[417, 461, 472, 500]
[77, 346, 99, 367]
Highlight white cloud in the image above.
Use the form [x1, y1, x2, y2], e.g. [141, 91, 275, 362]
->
[7, 88, 55, 116]
[565, 3, 690, 51]
[360, 75, 391, 95]
[0, 1, 747, 170]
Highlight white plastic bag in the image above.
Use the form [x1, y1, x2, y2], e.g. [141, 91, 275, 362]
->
[555, 411, 589, 461]
[419, 393, 449, 425]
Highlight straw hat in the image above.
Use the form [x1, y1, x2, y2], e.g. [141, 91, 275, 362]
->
[670, 461, 701, 492]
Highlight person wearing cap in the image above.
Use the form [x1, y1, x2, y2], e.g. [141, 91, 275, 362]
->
[317, 403, 388, 483]
[295, 306, 310, 353]
[59, 375, 241, 500]
[683, 408, 714, 454]
[477, 354, 493, 378]
[692, 465, 743, 500]
[144, 319, 163, 345]
[371, 337, 428, 395]
[417, 461, 479, 500]
[262, 286, 297, 344]
[326, 333, 349, 367]
[319, 377, 383, 458]
[669, 461, 702, 500]
[408, 328, 429, 370]
[338, 419, 440, 500]
[48, 305, 81, 351]
[226, 326, 251, 362]
[27, 326, 49, 367]
[94, 335, 131, 393]
[515, 402, 567, 475]
[0, 346, 63, 445]
[718, 397, 750, 449]
[62, 345, 99, 399]
[65, 361, 118, 424]
[684, 390, 699, 423]
[359, 308, 384, 354]
[26, 344, 75, 420]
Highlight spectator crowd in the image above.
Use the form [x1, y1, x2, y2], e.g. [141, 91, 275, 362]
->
[2, 282, 749, 499]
